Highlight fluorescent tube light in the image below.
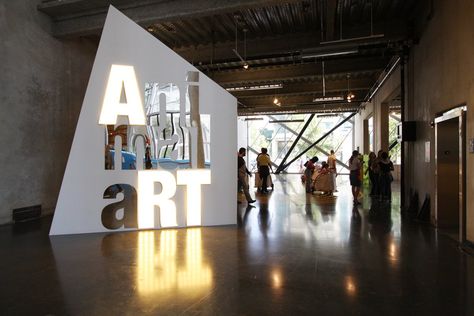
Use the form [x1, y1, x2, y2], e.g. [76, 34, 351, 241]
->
[244, 117, 264, 121]
[301, 49, 358, 59]
[226, 84, 283, 92]
[313, 96, 344, 102]
[316, 114, 339, 118]
[269, 119, 305, 123]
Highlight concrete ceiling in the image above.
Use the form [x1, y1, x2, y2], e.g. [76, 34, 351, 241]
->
[38, 0, 422, 115]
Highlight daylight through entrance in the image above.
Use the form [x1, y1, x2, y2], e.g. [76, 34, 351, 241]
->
[241, 113, 355, 175]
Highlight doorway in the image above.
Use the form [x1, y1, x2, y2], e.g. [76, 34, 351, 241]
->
[434, 106, 466, 242]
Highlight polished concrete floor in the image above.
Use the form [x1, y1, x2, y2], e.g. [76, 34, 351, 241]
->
[1, 175, 473, 315]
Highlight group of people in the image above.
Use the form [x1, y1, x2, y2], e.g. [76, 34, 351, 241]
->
[238, 146, 394, 206]
[303, 150, 338, 195]
[367, 150, 394, 201]
[349, 149, 394, 206]
[237, 147, 274, 204]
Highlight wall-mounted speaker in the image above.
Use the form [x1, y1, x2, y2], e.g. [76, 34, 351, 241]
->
[397, 121, 416, 142]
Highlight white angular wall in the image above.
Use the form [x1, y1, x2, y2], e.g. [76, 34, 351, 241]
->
[50, 7, 237, 235]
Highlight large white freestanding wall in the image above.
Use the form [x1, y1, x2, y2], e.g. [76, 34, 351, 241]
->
[50, 6, 237, 235]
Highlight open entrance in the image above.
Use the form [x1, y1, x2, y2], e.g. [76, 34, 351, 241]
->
[434, 106, 466, 242]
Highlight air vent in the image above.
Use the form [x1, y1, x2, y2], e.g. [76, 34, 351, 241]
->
[12, 205, 41, 223]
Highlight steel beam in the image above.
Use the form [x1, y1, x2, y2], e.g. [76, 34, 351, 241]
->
[275, 114, 315, 173]
[268, 115, 350, 170]
[325, 0, 337, 41]
[232, 77, 375, 98]
[278, 112, 356, 171]
[240, 94, 369, 108]
[177, 22, 407, 62]
[389, 113, 401, 122]
[238, 105, 359, 115]
[38, 0, 304, 37]
[389, 140, 398, 151]
[213, 57, 387, 85]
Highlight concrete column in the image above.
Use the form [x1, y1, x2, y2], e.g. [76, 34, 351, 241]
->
[378, 102, 390, 151]
[187, 71, 205, 168]
[363, 119, 369, 154]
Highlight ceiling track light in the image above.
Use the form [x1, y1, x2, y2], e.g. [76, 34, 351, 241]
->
[244, 117, 264, 121]
[226, 83, 283, 92]
[269, 119, 305, 123]
[313, 96, 344, 102]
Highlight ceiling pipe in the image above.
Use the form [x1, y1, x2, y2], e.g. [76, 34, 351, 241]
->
[365, 56, 400, 102]
[320, 34, 385, 45]
[238, 108, 359, 116]
[232, 48, 246, 63]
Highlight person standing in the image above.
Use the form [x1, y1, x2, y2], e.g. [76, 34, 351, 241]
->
[378, 151, 394, 201]
[366, 152, 377, 196]
[257, 148, 273, 193]
[327, 149, 337, 193]
[238, 148, 256, 204]
[145, 146, 153, 169]
[304, 156, 319, 193]
[371, 150, 383, 197]
[349, 150, 362, 205]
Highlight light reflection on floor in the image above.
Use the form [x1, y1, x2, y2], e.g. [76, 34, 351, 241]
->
[136, 228, 212, 297]
[239, 174, 401, 251]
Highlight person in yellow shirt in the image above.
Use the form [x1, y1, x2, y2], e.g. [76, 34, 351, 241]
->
[257, 148, 273, 193]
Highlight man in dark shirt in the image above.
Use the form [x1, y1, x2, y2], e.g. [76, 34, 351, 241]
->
[238, 147, 256, 204]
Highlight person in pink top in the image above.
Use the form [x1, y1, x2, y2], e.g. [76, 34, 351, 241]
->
[304, 156, 319, 193]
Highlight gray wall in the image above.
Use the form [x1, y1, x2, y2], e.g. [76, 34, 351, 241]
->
[0, 0, 96, 224]
[355, 66, 400, 154]
[406, 0, 474, 242]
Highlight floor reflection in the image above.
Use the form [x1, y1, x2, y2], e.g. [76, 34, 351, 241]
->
[137, 228, 212, 296]
[7, 174, 472, 315]
[239, 175, 402, 248]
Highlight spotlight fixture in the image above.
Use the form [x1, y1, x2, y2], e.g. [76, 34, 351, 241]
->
[346, 93, 355, 102]
[273, 97, 281, 106]
[346, 74, 355, 103]
[243, 62, 249, 69]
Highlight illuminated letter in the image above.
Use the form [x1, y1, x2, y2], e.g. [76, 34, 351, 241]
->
[99, 65, 146, 125]
[138, 171, 177, 229]
[177, 169, 211, 226]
